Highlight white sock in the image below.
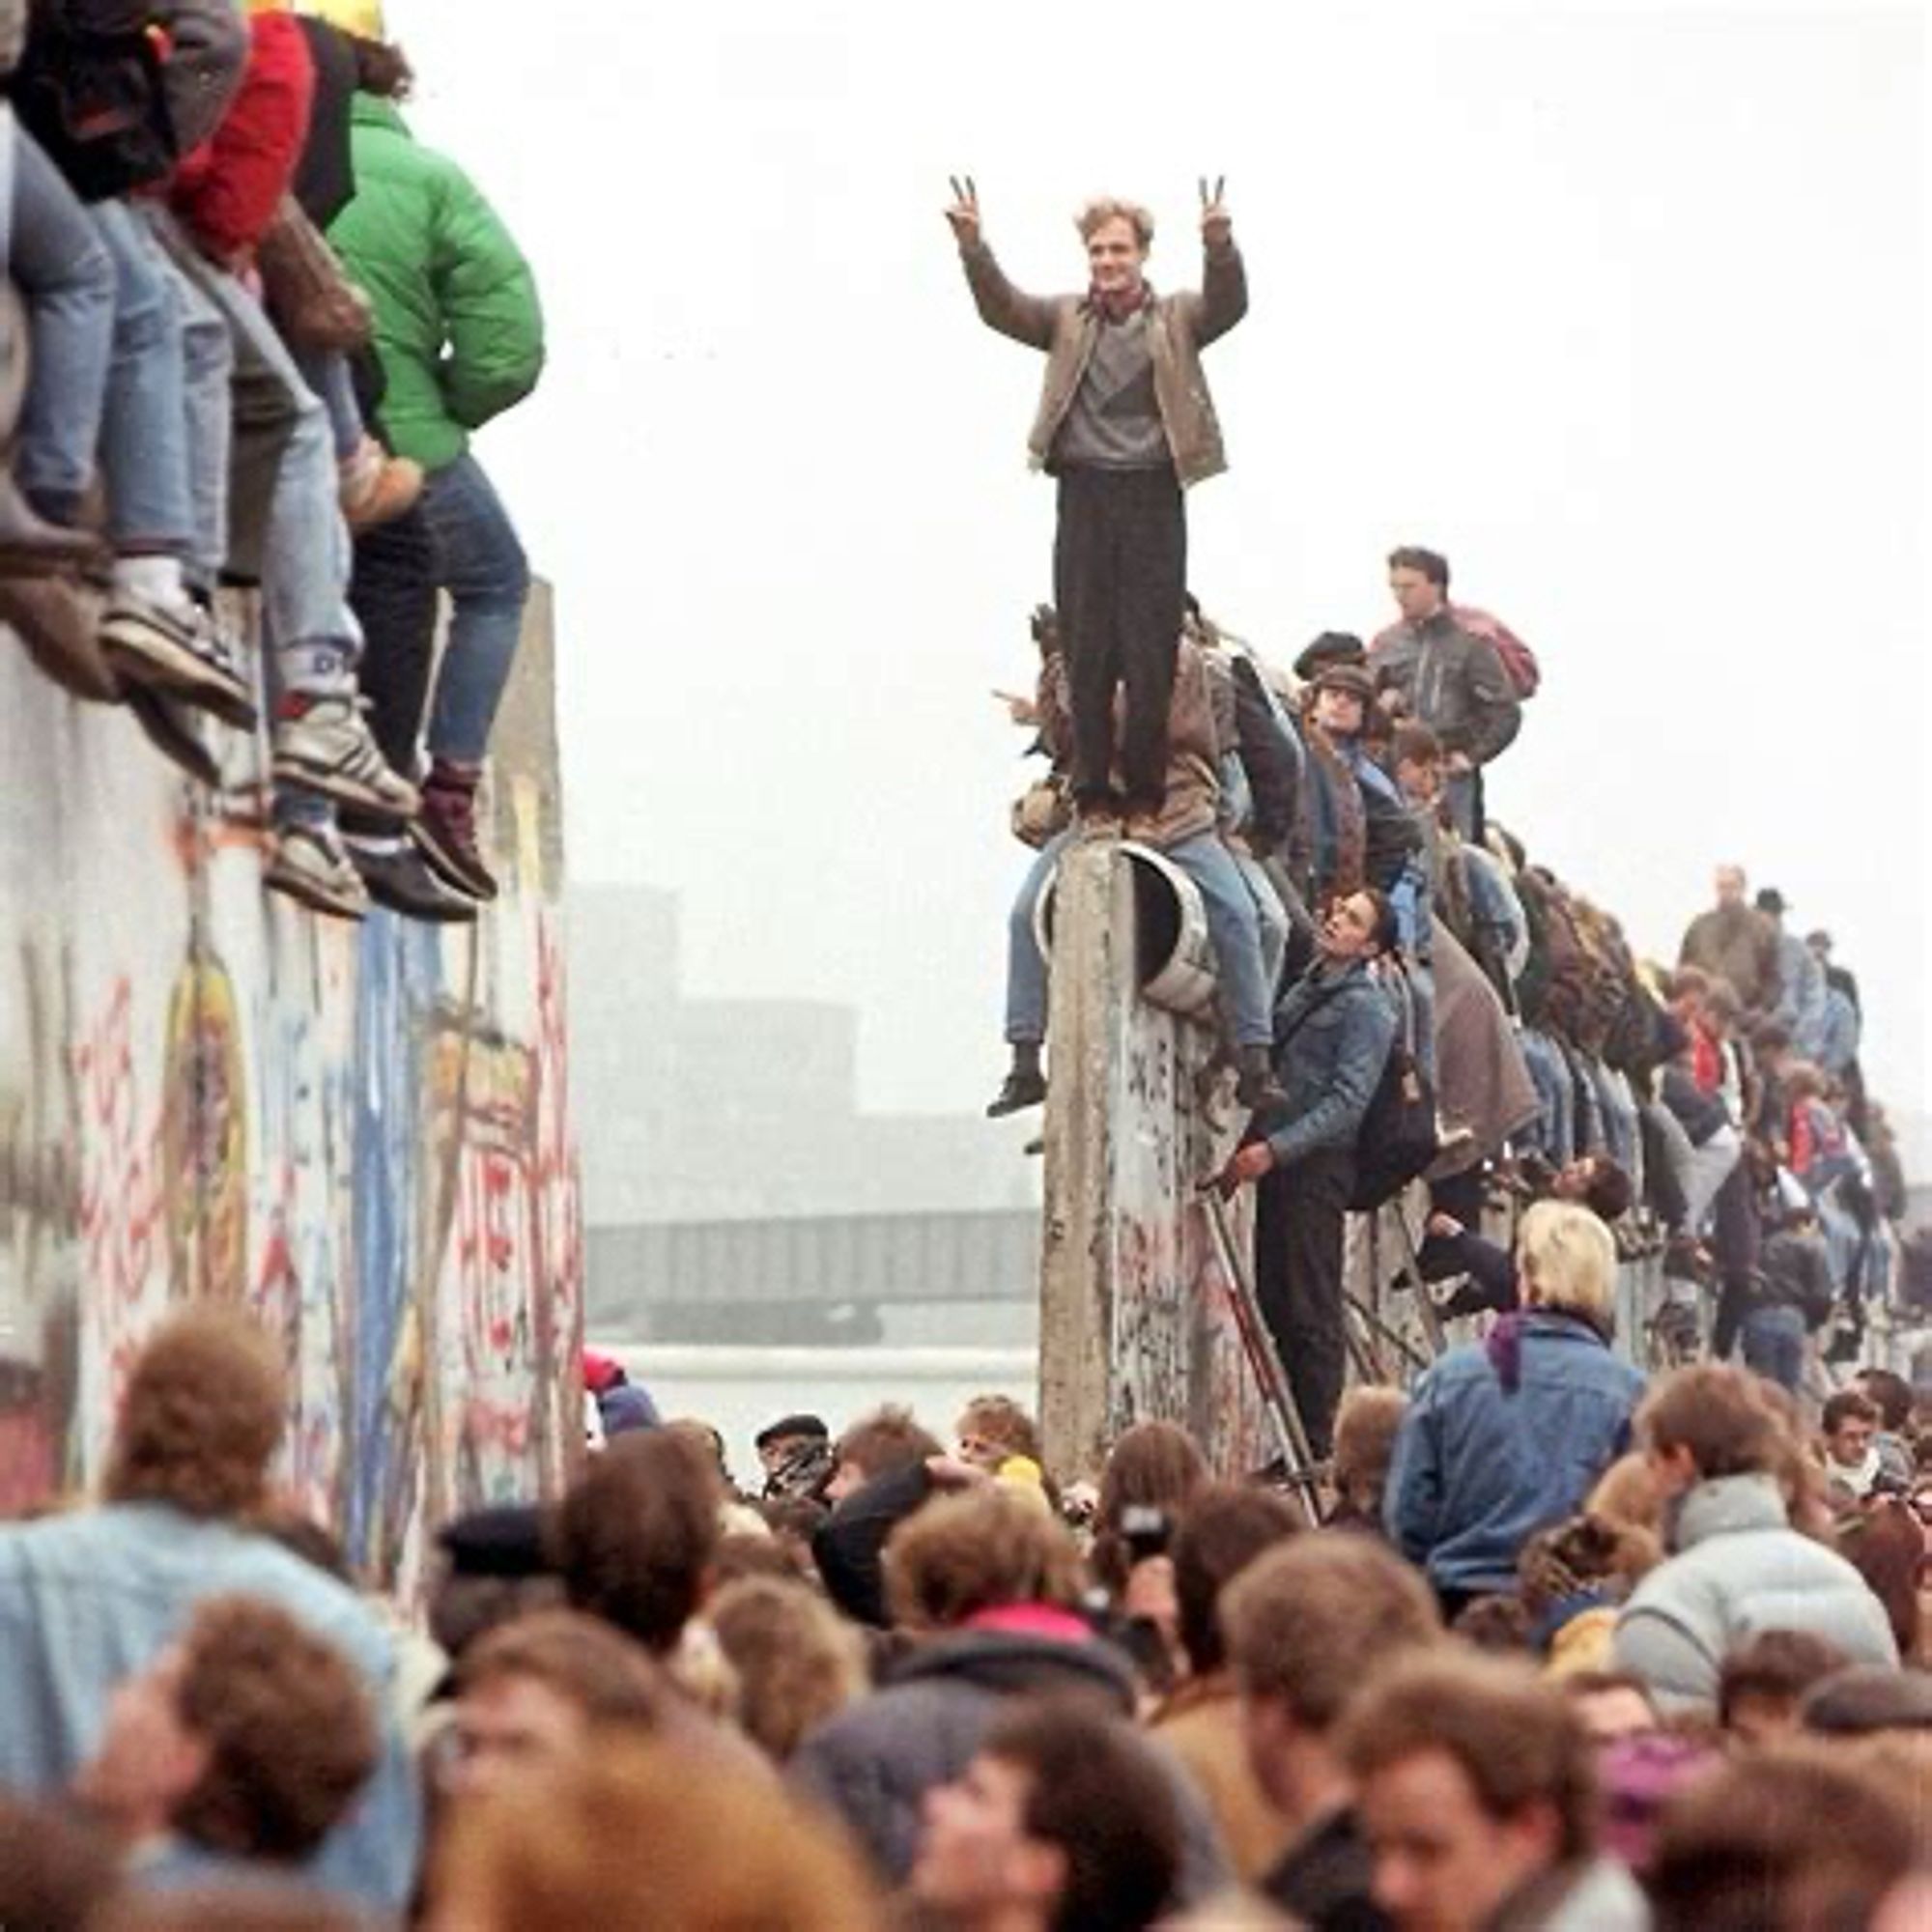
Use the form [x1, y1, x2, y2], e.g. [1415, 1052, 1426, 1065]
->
[112, 554, 188, 610]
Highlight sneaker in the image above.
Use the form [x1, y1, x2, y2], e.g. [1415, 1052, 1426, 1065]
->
[125, 683, 222, 788]
[347, 838, 479, 924]
[340, 440, 424, 531]
[99, 591, 257, 728]
[273, 694, 420, 823]
[265, 822, 368, 921]
[412, 765, 498, 901]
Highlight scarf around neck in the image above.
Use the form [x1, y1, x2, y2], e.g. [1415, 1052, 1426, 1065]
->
[1086, 279, 1153, 324]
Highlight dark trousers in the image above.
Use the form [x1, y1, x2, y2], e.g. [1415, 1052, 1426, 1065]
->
[1051, 465, 1184, 809]
[1254, 1148, 1354, 1461]
[348, 504, 440, 779]
[1709, 1163, 1760, 1358]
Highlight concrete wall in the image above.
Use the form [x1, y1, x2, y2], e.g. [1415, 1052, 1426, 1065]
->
[1038, 843, 1266, 1480]
[0, 586, 581, 1589]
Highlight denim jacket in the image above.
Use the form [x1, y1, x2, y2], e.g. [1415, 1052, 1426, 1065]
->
[1383, 1313, 1646, 1594]
[0, 1503, 422, 1911]
[1265, 959, 1399, 1170]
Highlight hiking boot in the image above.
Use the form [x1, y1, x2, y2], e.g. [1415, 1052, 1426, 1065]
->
[125, 683, 222, 788]
[340, 440, 424, 531]
[986, 1070, 1048, 1118]
[272, 694, 420, 823]
[264, 822, 368, 921]
[347, 838, 479, 923]
[0, 577, 119, 702]
[1236, 1045, 1289, 1114]
[412, 761, 497, 900]
[0, 472, 105, 578]
[100, 591, 257, 728]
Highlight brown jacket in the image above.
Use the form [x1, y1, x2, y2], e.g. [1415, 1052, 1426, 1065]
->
[1040, 639, 1222, 847]
[1150, 1673, 1291, 1882]
[958, 237, 1246, 488]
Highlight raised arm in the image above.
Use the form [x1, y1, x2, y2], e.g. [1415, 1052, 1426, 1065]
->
[947, 177, 1057, 350]
[1195, 177, 1247, 345]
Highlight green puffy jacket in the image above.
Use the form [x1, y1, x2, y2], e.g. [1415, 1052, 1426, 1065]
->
[327, 96, 544, 472]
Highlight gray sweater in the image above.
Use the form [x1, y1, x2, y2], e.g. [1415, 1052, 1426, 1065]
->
[1051, 307, 1168, 470]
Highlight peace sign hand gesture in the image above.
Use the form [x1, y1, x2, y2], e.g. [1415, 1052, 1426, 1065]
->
[1198, 175, 1231, 249]
[946, 174, 981, 245]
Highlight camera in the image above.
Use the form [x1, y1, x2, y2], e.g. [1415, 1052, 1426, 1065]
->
[1120, 1504, 1173, 1564]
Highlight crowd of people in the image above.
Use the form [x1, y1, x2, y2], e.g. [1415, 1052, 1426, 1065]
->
[4, 1306, 1931, 1929]
[963, 186, 1916, 1466]
[1, 0, 540, 922]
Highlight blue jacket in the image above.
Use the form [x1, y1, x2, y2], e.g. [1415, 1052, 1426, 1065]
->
[1383, 1312, 1646, 1594]
[0, 1503, 422, 1912]
[1265, 960, 1398, 1170]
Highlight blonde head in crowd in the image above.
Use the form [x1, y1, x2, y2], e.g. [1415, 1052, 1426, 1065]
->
[1516, 1200, 1617, 1327]
[297, 0, 387, 37]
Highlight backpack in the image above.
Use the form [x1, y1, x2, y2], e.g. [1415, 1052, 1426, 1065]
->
[1373, 604, 1541, 701]
[1347, 966, 1438, 1210]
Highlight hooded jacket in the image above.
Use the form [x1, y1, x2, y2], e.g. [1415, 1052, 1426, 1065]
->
[791, 1614, 1231, 1902]
[326, 95, 544, 469]
[957, 236, 1245, 488]
[1611, 1472, 1898, 1712]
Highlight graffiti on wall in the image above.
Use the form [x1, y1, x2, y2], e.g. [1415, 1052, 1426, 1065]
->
[0, 596, 582, 1587]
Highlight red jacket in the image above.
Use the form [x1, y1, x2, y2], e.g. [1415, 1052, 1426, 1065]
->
[172, 11, 315, 263]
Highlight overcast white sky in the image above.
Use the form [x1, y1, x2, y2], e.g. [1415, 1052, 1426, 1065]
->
[388, 1, 1928, 1160]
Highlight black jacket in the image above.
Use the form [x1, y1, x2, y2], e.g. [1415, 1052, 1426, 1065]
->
[791, 1625, 1231, 1902]
[293, 14, 359, 228]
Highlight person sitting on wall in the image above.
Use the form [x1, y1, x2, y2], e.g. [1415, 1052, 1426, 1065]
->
[1213, 887, 1402, 1462]
[989, 621, 1286, 1120]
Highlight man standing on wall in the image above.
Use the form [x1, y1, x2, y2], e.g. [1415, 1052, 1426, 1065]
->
[947, 175, 1246, 824]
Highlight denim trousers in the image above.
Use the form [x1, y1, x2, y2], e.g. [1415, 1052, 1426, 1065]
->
[1234, 848, 1288, 1001]
[151, 212, 359, 666]
[6, 125, 114, 519]
[419, 452, 529, 763]
[1740, 1304, 1806, 1394]
[294, 346, 363, 464]
[1002, 832, 1272, 1049]
[1520, 1029, 1574, 1161]
[89, 201, 192, 554]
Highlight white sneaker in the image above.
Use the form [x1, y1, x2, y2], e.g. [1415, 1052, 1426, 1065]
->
[265, 822, 369, 921]
[100, 591, 258, 728]
[272, 694, 420, 822]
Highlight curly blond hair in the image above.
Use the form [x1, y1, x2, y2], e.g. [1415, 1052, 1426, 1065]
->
[1076, 197, 1153, 248]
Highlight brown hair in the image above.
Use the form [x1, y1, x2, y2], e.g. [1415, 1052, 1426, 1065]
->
[1647, 1744, 1917, 1931]
[1822, 1389, 1881, 1436]
[884, 1490, 1081, 1631]
[1331, 1387, 1408, 1518]
[1220, 1535, 1439, 1732]
[1836, 1500, 1924, 1659]
[0, 1793, 121, 1929]
[426, 1739, 883, 1931]
[554, 1430, 722, 1654]
[455, 1609, 668, 1730]
[171, 1596, 378, 1862]
[1170, 1482, 1304, 1675]
[1391, 722, 1442, 767]
[707, 1577, 867, 1761]
[1092, 1421, 1209, 1595]
[1339, 1652, 1599, 1863]
[1717, 1629, 1849, 1729]
[92, 1891, 367, 1931]
[981, 1702, 1180, 1931]
[347, 33, 413, 99]
[103, 1310, 284, 1519]
[1637, 1364, 1786, 1481]
[833, 1406, 943, 1485]
[1075, 196, 1153, 248]
[956, 1394, 1043, 1465]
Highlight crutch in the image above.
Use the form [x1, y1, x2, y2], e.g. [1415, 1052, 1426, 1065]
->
[1198, 1184, 1325, 1505]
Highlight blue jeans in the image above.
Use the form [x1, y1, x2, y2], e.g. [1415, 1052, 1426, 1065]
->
[295, 346, 363, 463]
[1234, 848, 1288, 999]
[7, 128, 114, 520]
[137, 218, 233, 592]
[90, 201, 192, 555]
[1520, 1028, 1573, 1160]
[1741, 1304, 1806, 1393]
[1165, 834, 1273, 1048]
[151, 213, 359, 665]
[420, 453, 529, 762]
[1005, 832, 1070, 1045]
